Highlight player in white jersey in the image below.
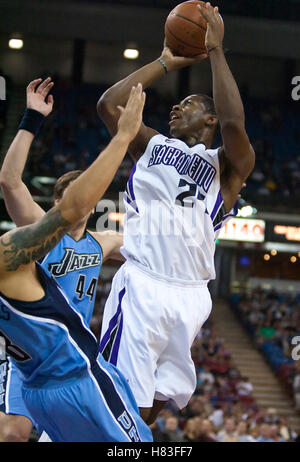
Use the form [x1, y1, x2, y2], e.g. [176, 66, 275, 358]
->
[97, 3, 255, 425]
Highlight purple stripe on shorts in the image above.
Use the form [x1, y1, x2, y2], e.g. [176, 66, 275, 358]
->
[110, 312, 124, 366]
[99, 288, 126, 354]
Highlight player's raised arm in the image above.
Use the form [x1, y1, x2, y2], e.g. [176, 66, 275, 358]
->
[198, 3, 255, 210]
[0, 78, 55, 227]
[97, 44, 207, 162]
[0, 84, 146, 275]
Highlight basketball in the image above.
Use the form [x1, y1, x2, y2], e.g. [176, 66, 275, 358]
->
[164, 1, 213, 57]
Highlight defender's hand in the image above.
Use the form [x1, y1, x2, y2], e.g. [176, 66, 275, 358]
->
[117, 83, 146, 141]
[26, 77, 54, 117]
[159, 42, 208, 72]
[198, 2, 224, 52]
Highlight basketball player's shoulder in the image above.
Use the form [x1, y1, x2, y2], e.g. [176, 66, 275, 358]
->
[81, 229, 103, 252]
[204, 145, 222, 159]
[86, 229, 104, 244]
[89, 230, 123, 263]
[163, 136, 189, 149]
[141, 133, 178, 157]
[202, 145, 223, 168]
[88, 230, 121, 251]
[148, 132, 166, 145]
[90, 230, 120, 243]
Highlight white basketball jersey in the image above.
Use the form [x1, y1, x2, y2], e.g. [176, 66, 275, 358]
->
[121, 134, 238, 281]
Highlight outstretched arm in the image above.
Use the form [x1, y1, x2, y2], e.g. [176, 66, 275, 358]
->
[97, 47, 207, 161]
[0, 78, 54, 226]
[199, 3, 255, 211]
[0, 84, 146, 275]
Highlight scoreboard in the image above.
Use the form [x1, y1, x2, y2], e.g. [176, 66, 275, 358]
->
[218, 218, 265, 243]
[268, 224, 300, 243]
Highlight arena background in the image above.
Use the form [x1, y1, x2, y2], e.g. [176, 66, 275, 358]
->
[0, 0, 300, 443]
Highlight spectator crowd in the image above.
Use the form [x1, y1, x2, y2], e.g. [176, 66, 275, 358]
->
[231, 288, 300, 424]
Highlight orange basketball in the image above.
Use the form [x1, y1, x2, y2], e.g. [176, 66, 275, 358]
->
[164, 1, 221, 57]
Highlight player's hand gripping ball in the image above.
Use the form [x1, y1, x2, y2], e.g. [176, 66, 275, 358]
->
[164, 1, 223, 57]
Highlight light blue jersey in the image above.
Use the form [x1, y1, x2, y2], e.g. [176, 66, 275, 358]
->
[40, 232, 102, 326]
[0, 263, 152, 442]
[0, 230, 102, 425]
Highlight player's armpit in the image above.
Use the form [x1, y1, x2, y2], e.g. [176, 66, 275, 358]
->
[220, 162, 249, 214]
[219, 127, 255, 213]
[93, 231, 125, 262]
[0, 207, 70, 274]
[219, 120, 255, 183]
[128, 125, 158, 162]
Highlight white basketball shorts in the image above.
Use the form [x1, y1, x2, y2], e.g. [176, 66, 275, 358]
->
[99, 259, 212, 410]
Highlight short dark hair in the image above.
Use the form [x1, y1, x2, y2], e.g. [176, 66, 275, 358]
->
[197, 94, 216, 116]
[53, 170, 83, 200]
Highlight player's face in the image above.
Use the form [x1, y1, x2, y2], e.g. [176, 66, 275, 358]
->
[168, 95, 207, 139]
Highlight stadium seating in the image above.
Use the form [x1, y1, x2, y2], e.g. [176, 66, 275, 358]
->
[231, 290, 299, 400]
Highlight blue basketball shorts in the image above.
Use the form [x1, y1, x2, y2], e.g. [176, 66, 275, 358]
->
[22, 358, 153, 442]
[0, 357, 34, 424]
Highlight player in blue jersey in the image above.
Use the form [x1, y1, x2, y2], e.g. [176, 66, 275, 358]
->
[0, 82, 152, 442]
[0, 78, 125, 442]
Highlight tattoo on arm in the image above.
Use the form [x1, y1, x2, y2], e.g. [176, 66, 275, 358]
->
[1, 209, 70, 271]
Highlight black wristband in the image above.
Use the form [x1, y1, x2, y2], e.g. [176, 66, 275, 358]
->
[18, 108, 45, 136]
